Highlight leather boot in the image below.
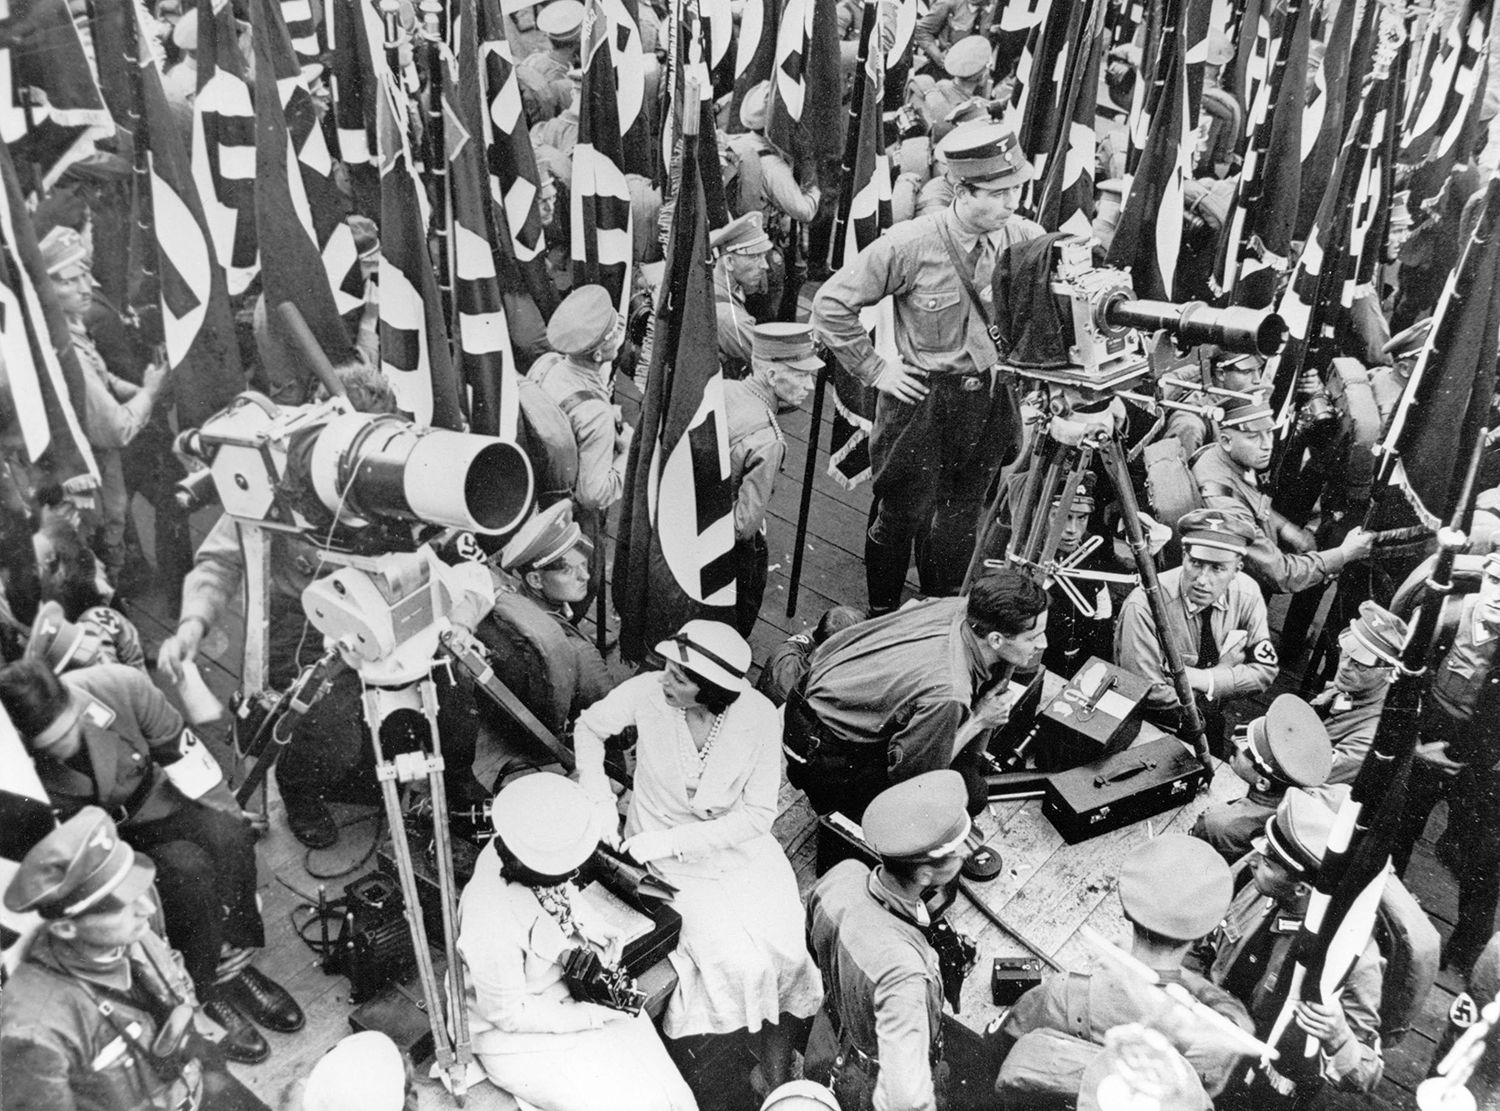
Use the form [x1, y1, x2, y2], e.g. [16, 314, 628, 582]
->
[201, 997, 270, 1064]
[217, 966, 305, 1033]
[864, 531, 911, 616]
[282, 791, 337, 849]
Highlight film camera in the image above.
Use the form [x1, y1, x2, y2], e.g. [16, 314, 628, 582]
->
[1011, 235, 1286, 391]
[562, 947, 648, 1015]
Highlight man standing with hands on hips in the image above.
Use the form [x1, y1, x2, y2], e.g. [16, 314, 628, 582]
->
[813, 123, 1043, 614]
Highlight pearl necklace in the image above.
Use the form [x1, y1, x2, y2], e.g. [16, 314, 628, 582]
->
[678, 708, 726, 772]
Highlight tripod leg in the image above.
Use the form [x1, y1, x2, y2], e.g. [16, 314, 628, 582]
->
[963, 410, 1051, 592]
[417, 672, 474, 1097]
[359, 684, 465, 1103]
[1099, 438, 1212, 776]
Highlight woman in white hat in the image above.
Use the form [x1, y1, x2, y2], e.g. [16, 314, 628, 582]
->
[457, 772, 696, 1110]
[573, 621, 823, 1094]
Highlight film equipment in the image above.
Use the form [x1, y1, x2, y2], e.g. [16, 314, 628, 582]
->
[562, 947, 648, 1015]
[969, 234, 1287, 778]
[992, 958, 1045, 1006]
[319, 873, 418, 1004]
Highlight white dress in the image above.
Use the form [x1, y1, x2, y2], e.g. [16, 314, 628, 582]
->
[457, 841, 698, 1111]
[575, 673, 824, 1038]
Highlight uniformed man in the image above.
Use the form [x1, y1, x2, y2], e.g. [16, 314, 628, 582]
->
[804, 770, 980, 1111]
[1114, 508, 1278, 752]
[0, 659, 302, 1063]
[517, 0, 581, 124]
[1372, 318, 1430, 429]
[711, 213, 775, 377]
[1034, 473, 1125, 677]
[912, 0, 990, 70]
[727, 82, 821, 324]
[756, 605, 867, 707]
[1, 808, 269, 1111]
[497, 499, 621, 720]
[1310, 602, 1406, 785]
[25, 599, 147, 672]
[1193, 392, 1375, 595]
[784, 566, 1048, 820]
[1393, 550, 1500, 973]
[996, 835, 1252, 1099]
[1191, 693, 1332, 862]
[920, 37, 995, 136]
[814, 124, 1043, 611]
[708, 323, 820, 635]
[1162, 348, 1266, 458]
[1192, 789, 1386, 1103]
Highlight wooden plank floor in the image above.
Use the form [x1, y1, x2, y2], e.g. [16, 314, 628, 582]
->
[102, 290, 1472, 1110]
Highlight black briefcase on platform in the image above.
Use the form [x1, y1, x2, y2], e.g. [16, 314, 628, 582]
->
[1042, 736, 1209, 843]
[1032, 658, 1150, 771]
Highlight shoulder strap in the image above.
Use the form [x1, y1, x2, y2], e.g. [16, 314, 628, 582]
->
[557, 389, 599, 416]
[936, 223, 1004, 359]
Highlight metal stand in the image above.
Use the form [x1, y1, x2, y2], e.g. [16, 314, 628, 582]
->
[973, 400, 1213, 776]
[359, 662, 473, 1103]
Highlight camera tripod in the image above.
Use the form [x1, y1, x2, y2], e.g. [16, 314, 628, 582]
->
[966, 390, 1215, 775]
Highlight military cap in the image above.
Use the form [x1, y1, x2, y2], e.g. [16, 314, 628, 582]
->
[936, 122, 1033, 187]
[5, 807, 157, 919]
[1176, 507, 1255, 562]
[760, 1080, 841, 1111]
[39, 226, 89, 276]
[171, 6, 198, 50]
[1382, 317, 1432, 359]
[752, 322, 822, 371]
[1204, 347, 1264, 379]
[1242, 694, 1332, 788]
[1264, 787, 1336, 874]
[303, 1033, 407, 1111]
[536, 0, 584, 41]
[711, 211, 774, 258]
[492, 772, 602, 876]
[861, 770, 972, 860]
[1117, 834, 1232, 941]
[546, 284, 619, 354]
[500, 500, 592, 573]
[1340, 601, 1406, 667]
[656, 619, 752, 692]
[944, 98, 991, 127]
[944, 35, 991, 79]
[25, 601, 100, 674]
[740, 80, 771, 131]
[1218, 391, 1275, 431]
[1053, 470, 1097, 511]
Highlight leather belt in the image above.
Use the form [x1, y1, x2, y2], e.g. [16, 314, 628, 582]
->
[116, 769, 160, 824]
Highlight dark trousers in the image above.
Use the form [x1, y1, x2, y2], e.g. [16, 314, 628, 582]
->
[127, 802, 264, 993]
[865, 373, 1019, 611]
[264, 596, 480, 808]
[702, 534, 770, 637]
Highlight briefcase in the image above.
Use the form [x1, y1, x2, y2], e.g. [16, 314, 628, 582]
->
[1033, 658, 1150, 771]
[1042, 736, 1208, 843]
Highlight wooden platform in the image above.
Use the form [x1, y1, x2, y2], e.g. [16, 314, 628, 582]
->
[103, 299, 1473, 1110]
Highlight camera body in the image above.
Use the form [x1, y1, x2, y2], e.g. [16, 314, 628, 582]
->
[562, 947, 648, 1015]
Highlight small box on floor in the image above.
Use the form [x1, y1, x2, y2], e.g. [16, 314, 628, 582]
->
[992, 958, 1045, 1005]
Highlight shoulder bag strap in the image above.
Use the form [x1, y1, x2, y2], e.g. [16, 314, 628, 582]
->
[936, 224, 1005, 363]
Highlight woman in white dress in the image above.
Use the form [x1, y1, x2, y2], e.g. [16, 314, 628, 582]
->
[457, 772, 697, 1111]
[574, 620, 824, 1092]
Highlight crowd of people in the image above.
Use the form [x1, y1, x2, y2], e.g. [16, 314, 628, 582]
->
[4, 0, 1500, 1108]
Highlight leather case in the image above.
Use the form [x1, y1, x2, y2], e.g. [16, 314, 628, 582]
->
[1042, 736, 1208, 843]
[1033, 658, 1150, 771]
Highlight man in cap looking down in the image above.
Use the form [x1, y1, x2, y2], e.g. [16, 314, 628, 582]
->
[813, 123, 1043, 612]
[1309, 602, 1407, 785]
[711, 212, 776, 377]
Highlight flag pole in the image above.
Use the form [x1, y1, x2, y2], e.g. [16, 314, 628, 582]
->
[785, 0, 877, 619]
[123, 3, 161, 350]
[419, 0, 455, 334]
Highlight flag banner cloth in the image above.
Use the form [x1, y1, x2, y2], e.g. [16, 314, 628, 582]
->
[377, 73, 463, 430]
[191, 0, 259, 297]
[616, 106, 736, 662]
[572, 0, 636, 313]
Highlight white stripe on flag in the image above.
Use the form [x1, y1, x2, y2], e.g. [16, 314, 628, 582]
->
[459, 311, 510, 353]
[654, 374, 736, 605]
[149, 169, 212, 367]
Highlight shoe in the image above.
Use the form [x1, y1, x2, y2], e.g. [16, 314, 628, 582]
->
[202, 997, 270, 1065]
[282, 793, 338, 849]
[219, 966, 305, 1034]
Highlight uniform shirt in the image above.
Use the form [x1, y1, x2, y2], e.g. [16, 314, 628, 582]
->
[1194, 444, 1349, 594]
[713, 264, 757, 370]
[527, 354, 623, 512]
[1194, 880, 1385, 1093]
[919, 80, 973, 129]
[806, 861, 946, 1111]
[516, 582, 618, 718]
[1000, 964, 1253, 1095]
[1191, 784, 1284, 862]
[912, 0, 985, 61]
[802, 596, 993, 776]
[1113, 566, 1277, 712]
[178, 513, 332, 634]
[1, 930, 200, 1111]
[1430, 596, 1500, 722]
[723, 377, 786, 541]
[725, 132, 820, 226]
[1314, 685, 1390, 786]
[70, 323, 154, 452]
[813, 207, 1043, 386]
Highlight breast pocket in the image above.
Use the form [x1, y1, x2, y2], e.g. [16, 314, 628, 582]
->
[908, 285, 965, 356]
